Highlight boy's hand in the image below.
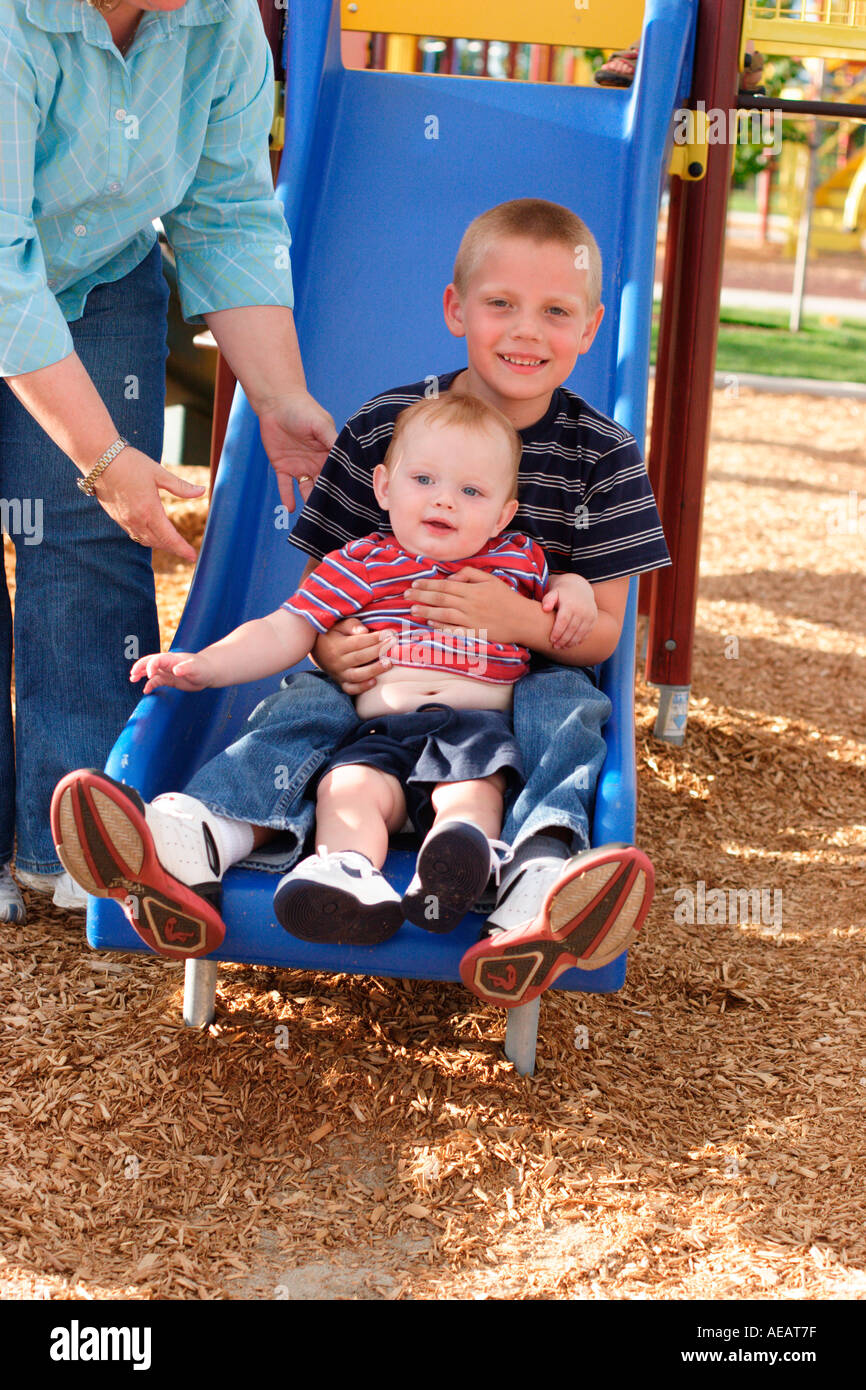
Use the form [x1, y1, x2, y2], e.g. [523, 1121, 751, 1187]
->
[541, 573, 598, 649]
[312, 619, 395, 695]
[129, 651, 216, 695]
[405, 569, 521, 642]
[257, 391, 337, 514]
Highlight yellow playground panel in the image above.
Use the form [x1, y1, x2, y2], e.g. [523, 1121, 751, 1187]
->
[744, 2, 866, 61]
[344, 1, 866, 68]
[340, 0, 646, 49]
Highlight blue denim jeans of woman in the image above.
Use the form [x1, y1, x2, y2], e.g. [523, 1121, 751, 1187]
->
[183, 659, 610, 873]
[0, 242, 168, 872]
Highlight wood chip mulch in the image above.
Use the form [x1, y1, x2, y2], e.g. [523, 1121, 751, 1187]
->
[1, 393, 864, 1301]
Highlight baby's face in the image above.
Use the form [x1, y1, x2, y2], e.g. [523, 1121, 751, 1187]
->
[373, 419, 518, 561]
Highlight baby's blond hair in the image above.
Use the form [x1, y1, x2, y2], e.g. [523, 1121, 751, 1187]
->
[385, 392, 522, 499]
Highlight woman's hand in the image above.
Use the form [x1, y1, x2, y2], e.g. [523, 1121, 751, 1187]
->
[129, 650, 215, 694]
[258, 391, 337, 512]
[93, 447, 205, 561]
[312, 619, 395, 695]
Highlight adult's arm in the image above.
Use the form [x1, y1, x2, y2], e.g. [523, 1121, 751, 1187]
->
[0, 25, 201, 559]
[161, 0, 336, 507]
[203, 304, 335, 511]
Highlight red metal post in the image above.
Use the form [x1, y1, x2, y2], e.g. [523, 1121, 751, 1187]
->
[645, 0, 745, 739]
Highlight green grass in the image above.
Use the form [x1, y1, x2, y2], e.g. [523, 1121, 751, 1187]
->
[727, 187, 783, 215]
[651, 304, 866, 383]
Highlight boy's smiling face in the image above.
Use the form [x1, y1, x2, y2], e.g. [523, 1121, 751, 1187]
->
[373, 418, 518, 562]
[443, 235, 604, 429]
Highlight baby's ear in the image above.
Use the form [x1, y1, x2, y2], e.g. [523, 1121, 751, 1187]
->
[372, 463, 390, 508]
[493, 497, 520, 535]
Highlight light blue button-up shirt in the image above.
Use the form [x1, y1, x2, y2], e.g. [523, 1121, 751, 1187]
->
[0, 0, 294, 375]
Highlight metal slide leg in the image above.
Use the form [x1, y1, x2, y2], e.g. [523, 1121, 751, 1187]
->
[183, 958, 219, 1027]
[654, 684, 691, 745]
[504, 998, 540, 1076]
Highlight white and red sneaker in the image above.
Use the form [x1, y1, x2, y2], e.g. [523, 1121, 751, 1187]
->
[460, 844, 654, 1008]
[50, 770, 226, 960]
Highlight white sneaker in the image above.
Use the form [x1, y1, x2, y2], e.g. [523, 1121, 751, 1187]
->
[50, 770, 226, 960]
[401, 820, 513, 934]
[16, 868, 89, 911]
[0, 864, 26, 924]
[274, 849, 404, 946]
[485, 855, 571, 933]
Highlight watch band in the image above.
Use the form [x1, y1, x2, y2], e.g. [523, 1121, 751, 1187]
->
[76, 437, 129, 496]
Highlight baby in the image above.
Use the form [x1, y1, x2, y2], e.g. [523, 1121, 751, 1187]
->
[126, 393, 597, 949]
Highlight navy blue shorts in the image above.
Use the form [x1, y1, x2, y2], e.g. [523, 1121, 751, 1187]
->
[317, 703, 524, 836]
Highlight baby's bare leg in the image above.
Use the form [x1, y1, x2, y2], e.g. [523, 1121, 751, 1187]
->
[316, 764, 407, 867]
[429, 771, 506, 841]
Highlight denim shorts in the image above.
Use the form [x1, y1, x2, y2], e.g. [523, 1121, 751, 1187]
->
[317, 703, 524, 836]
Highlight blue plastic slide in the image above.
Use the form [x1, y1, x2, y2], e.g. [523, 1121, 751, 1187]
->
[90, 0, 697, 1002]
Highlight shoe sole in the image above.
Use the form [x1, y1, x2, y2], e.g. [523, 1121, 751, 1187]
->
[402, 822, 492, 934]
[50, 770, 225, 960]
[274, 877, 404, 947]
[460, 844, 653, 1008]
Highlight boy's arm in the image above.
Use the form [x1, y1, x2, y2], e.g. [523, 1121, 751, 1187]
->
[130, 609, 316, 693]
[518, 575, 629, 665]
[405, 570, 629, 666]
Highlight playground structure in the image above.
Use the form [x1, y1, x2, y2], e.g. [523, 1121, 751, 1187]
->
[90, 1, 866, 1073]
[779, 97, 866, 255]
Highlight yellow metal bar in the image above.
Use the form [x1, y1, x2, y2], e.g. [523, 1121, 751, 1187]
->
[342, 0, 645, 49]
[384, 34, 418, 71]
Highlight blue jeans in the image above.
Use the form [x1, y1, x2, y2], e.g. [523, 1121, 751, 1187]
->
[0, 243, 168, 871]
[184, 660, 611, 872]
[506, 659, 611, 854]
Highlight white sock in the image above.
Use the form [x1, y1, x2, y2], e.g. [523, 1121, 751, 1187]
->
[152, 795, 256, 871]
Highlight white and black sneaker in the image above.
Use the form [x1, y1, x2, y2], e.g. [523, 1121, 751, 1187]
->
[274, 850, 404, 946]
[402, 821, 513, 935]
[50, 770, 226, 959]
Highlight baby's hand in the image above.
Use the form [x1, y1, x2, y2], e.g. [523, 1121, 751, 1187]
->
[541, 574, 598, 649]
[129, 650, 215, 694]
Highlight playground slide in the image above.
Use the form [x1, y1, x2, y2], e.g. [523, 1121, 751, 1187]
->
[89, 0, 697, 995]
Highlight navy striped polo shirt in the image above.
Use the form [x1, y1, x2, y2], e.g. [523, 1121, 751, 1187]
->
[290, 369, 671, 584]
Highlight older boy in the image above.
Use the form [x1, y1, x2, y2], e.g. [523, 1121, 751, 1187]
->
[290, 199, 667, 1004]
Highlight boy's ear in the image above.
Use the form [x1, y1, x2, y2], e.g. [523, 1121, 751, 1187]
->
[577, 302, 605, 356]
[492, 497, 520, 535]
[443, 283, 466, 339]
[372, 463, 390, 508]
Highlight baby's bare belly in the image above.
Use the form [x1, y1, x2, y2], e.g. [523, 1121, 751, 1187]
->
[354, 665, 513, 719]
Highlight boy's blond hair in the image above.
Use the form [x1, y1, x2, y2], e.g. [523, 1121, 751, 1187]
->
[453, 198, 602, 312]
[384, 393, 522, 499]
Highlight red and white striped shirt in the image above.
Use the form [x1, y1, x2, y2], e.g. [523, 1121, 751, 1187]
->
[284, 531, 548, 684]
